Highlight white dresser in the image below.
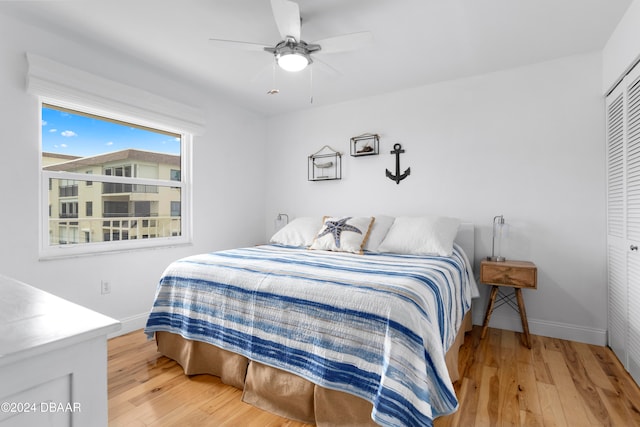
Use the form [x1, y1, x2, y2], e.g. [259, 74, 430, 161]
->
[0, 275, 120, 427]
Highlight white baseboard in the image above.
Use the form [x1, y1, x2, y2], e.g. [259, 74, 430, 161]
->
[471, 307, 607, 346]
[108, 312, 148, 339]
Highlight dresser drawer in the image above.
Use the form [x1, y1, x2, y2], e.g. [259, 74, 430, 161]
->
[480, 260, 537, 289]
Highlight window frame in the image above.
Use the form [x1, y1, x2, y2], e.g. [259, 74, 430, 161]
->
[39, 98, 192, 259]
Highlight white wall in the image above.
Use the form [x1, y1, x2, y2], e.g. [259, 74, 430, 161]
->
[0, 13, 268, 335]
[603, 0, 640, 93]
[265, 52, 607, 345]
[0, 8, 613, 345]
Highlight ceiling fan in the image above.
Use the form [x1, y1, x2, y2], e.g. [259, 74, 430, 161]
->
[209, 0, 372, 73]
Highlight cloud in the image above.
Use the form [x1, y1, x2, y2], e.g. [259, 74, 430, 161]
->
[106, 141, 114, 146]
[60, 144, 68, 148]
[41, 120, 47, 126]
[60, 130, 77, 137]
[49, 129, 57, 133]
[162, 137, 181, 145]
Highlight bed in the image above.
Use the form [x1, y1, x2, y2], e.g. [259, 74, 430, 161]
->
[144, 215, 478, 426]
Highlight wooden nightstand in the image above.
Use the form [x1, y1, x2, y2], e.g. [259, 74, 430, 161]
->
[480, 259, 537, 348]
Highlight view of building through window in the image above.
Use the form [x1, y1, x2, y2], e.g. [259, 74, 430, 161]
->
[42, 104, 183, 247]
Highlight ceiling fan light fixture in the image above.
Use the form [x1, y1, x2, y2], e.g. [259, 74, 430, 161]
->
[277, 52, 308, 72]
[276, 44, 311, 72]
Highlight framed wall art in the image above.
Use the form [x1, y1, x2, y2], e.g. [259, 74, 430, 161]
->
[308, 145, 342, 181]
[350, 133, 379, 157]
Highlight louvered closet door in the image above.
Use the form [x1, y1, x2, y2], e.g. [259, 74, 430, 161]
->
[607, 83, 627, 366]
[607, 61, 640, 385]
[626, 66, 640, 383]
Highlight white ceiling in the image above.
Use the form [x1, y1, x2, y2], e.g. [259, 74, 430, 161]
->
[0, 0, 633, 117]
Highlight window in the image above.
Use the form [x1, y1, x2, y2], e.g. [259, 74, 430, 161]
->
[40, 102, 191, 257]
[60, 201, 78, 218]
[171, 201, 181, 217]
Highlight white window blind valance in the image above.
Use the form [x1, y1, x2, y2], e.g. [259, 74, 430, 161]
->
[26, 53, 205, 135]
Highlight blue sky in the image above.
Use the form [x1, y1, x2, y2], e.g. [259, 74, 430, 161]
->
[41, 106, 181, 157]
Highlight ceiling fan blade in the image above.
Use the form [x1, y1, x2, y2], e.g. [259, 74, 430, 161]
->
[313, 31, 373, 54]
[209, 38, 270, 52]
[250, 60, 277, 83]
[312, 57, 342, 77]
[270, 0, 301, 41]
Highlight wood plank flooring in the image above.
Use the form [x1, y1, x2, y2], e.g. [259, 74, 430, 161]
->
[108, 326, 640, 426]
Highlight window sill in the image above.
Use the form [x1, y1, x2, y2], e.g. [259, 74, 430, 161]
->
[38, 238, 193, 261]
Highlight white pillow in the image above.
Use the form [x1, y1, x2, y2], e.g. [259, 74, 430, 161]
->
[363, 215, 395, 252]
[377, 215, 461, 256]
[269, 217, 323, 247]
[309, 216, 375, 254]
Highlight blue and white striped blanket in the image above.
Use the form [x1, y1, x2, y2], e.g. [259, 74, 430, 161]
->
[145, 244, 476, 427]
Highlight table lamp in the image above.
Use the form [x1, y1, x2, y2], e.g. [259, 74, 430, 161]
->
[487, 214, 508, 262]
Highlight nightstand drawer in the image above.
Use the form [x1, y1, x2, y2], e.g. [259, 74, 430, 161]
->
[480, 260, 537, 289]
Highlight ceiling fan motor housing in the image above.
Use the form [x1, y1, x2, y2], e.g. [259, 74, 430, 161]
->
[265, 37, 320, 71]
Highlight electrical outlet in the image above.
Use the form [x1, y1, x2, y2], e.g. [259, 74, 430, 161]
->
[101, 280, 111, 295]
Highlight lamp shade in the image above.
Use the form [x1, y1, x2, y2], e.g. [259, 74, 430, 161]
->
[488, 215, 509, 261]
[274, 213, 289, 231]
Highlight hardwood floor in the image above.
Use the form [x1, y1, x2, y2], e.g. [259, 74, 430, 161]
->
[108, 326, 640, 426]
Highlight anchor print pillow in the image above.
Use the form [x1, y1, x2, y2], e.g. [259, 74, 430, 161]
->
[310, 216, 375, 254]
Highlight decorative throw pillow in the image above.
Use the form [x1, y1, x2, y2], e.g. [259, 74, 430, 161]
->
[362, 215, 395, 252]
[269, 217, 323, 247]
[309, 216, 375, 254]
[377, 215, 461, 256]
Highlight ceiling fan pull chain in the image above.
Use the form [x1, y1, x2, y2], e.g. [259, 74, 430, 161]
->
[272, 58, 277, 90]
[267, 58, 280, 95]
[309, 66, 313, 103]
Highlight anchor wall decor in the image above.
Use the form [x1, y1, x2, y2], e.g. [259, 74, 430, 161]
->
[386, 143, 410, 184]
